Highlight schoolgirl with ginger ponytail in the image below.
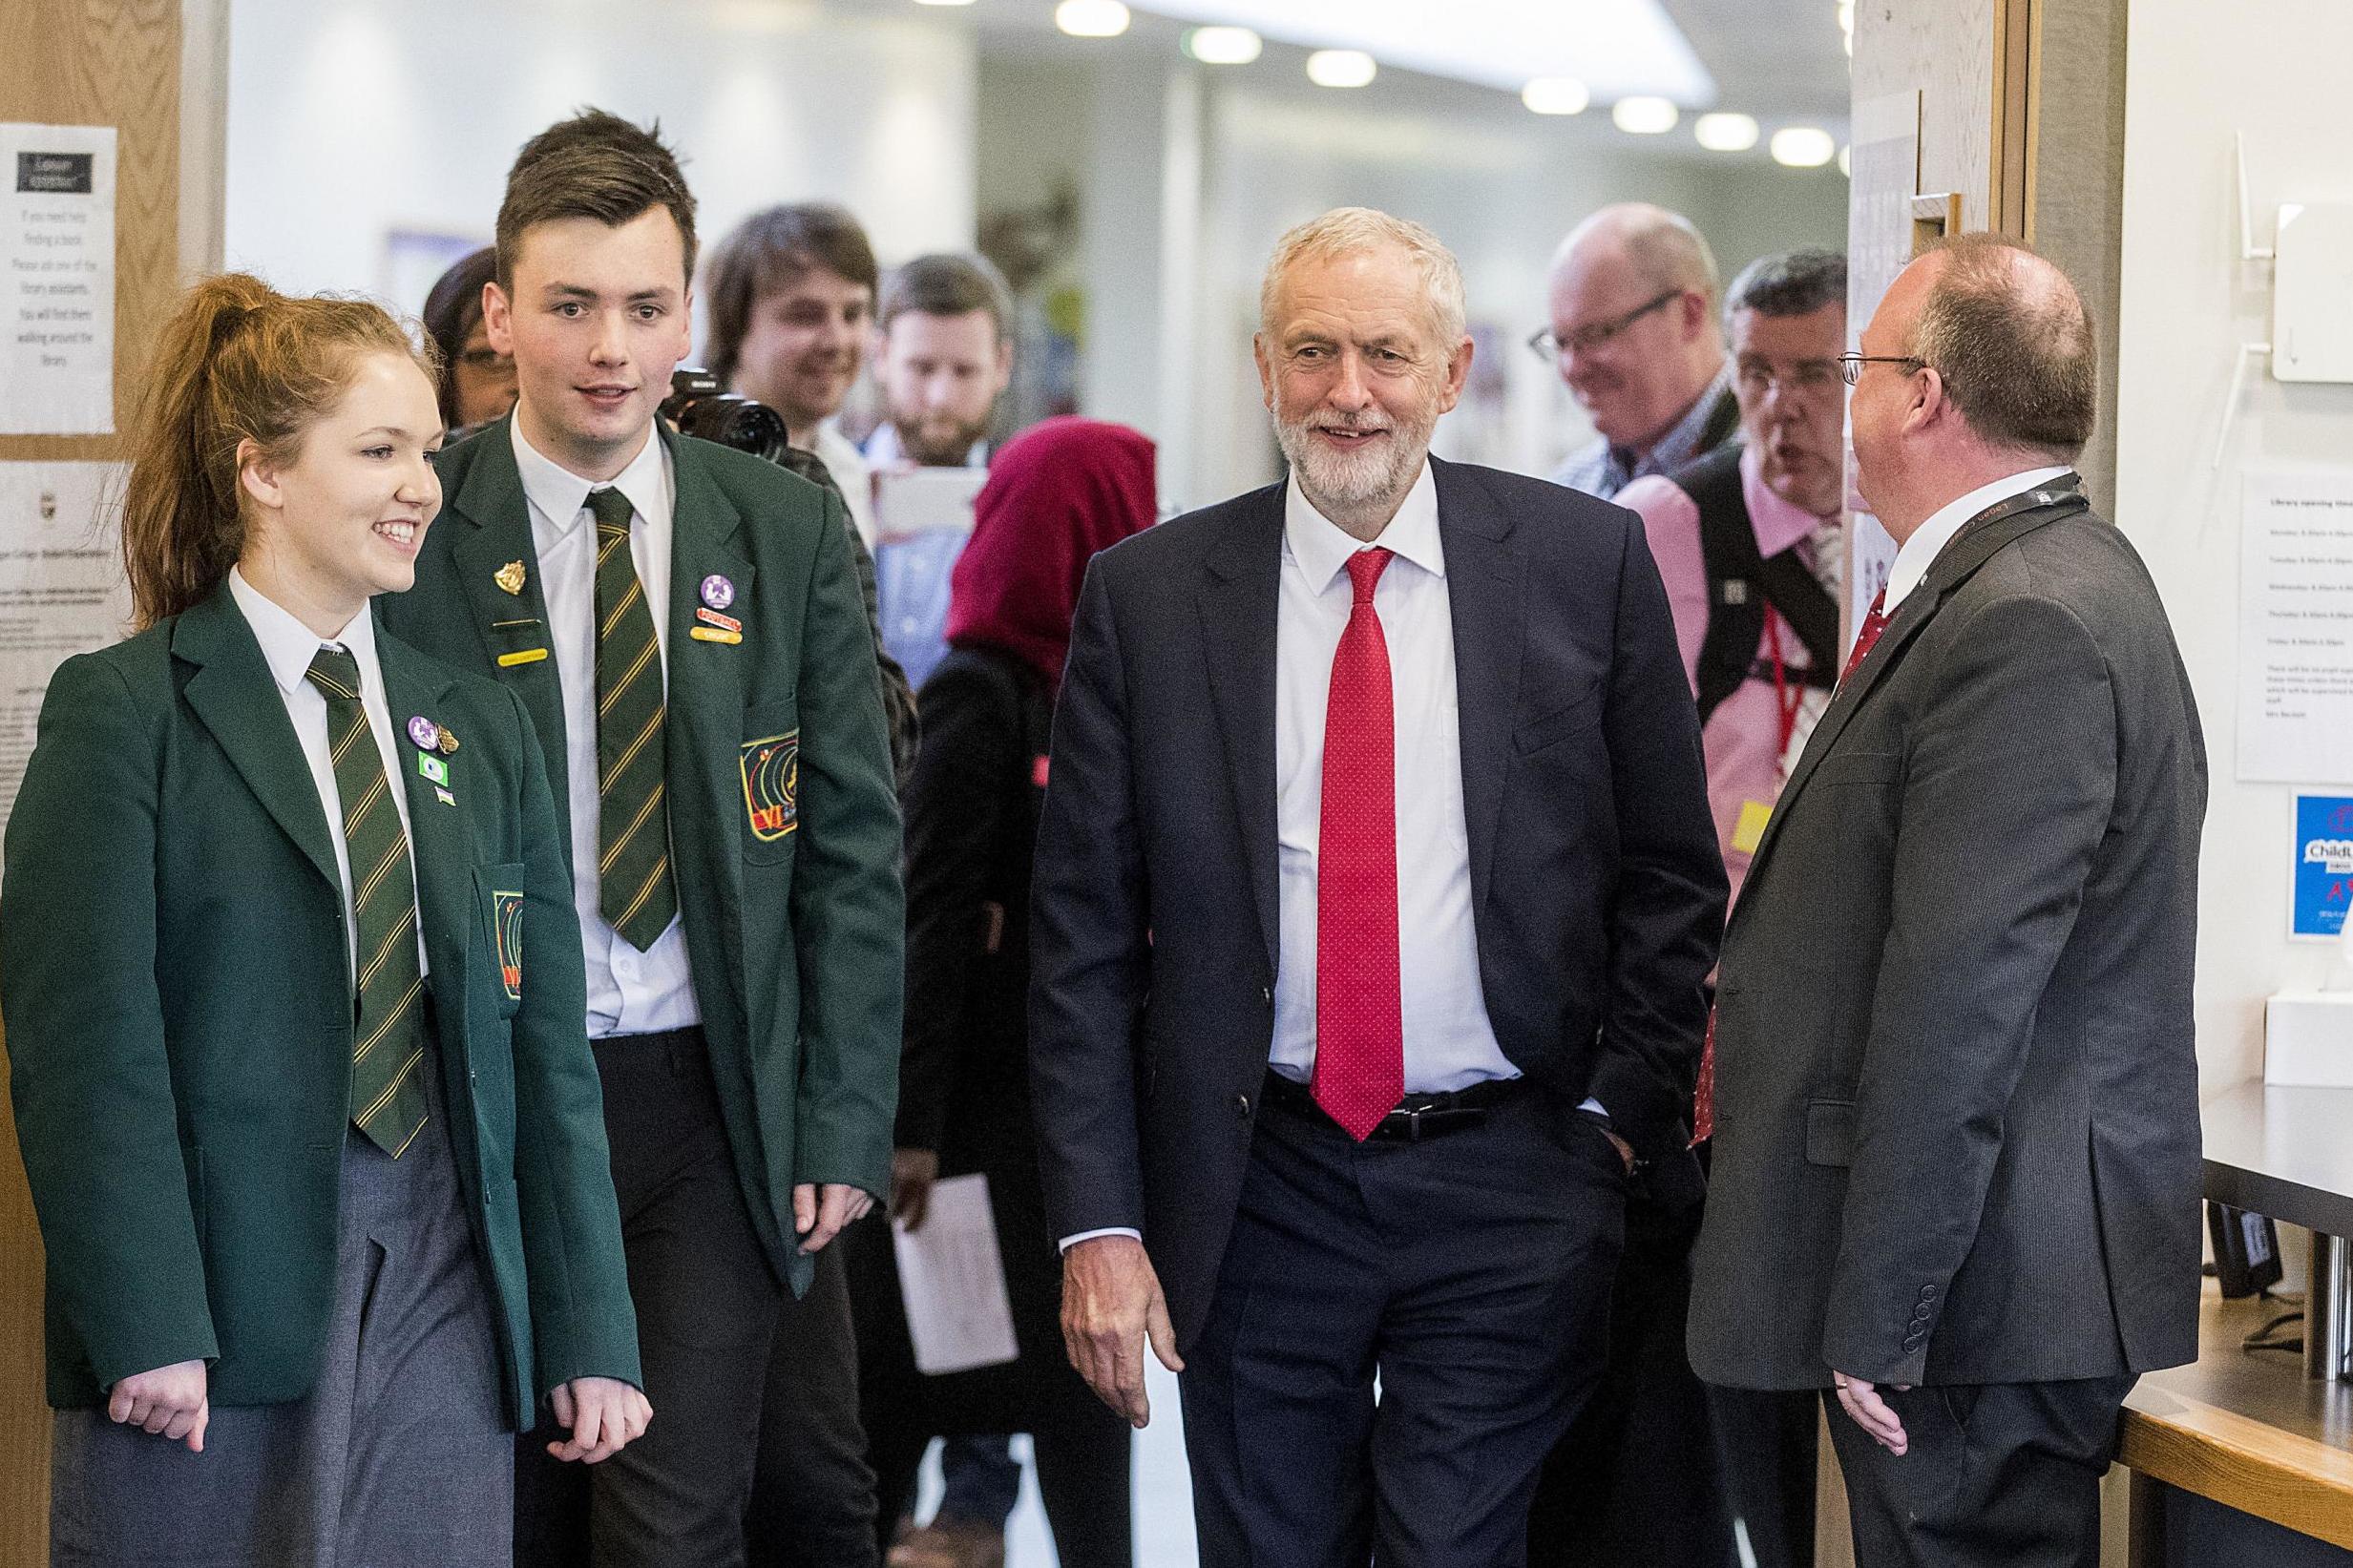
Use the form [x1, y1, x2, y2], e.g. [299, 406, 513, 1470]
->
[119, 273, 431, 627]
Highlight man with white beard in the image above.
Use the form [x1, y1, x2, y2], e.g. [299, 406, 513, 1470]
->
[1026, 207, 1725, 1565]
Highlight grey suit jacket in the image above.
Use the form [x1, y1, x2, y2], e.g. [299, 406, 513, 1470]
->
[1688, 485, 2207, 1390]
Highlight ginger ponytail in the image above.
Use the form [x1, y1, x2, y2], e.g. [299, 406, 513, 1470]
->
[119, 273, 431, 628]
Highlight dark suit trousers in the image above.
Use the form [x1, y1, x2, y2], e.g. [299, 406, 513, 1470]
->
[1178, 1085, 1624, 1568]
[515, 1030, 784, 1568]
[744, 1244, 879, 1568]
[1529, 1188, 1817, 1568]
[1821, 1375, 2134, 1568]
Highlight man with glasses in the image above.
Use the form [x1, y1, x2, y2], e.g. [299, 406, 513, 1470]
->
[1537, 250, 1849, 1568]
[1538, 204, 1738, 500]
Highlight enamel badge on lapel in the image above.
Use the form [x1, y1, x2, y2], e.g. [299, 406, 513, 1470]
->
[494, 559, 527, 596]
[700, 575, 735, 611]
[408, 715, 439, 750]
[692, 575, 743, 643]
[739, 730, 799, 841]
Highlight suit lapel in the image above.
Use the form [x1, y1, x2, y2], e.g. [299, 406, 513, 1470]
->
[1198, 491, 1284, 972]
[1432, 459, 1523, 915]
[450, 418, 572, 846]
[1744, 493, 2090, 879]
[174, 587, 343, 897]
[376, 616, 476, 1049]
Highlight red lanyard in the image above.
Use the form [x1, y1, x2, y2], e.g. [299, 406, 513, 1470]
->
[1763, 605, 1805, 779]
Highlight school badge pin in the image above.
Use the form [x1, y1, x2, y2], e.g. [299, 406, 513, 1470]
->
[494, 560, 527, 596]
[492, 889, 524, 1000]
[738, 729, 799, 842]
[436, 724, 459, 757]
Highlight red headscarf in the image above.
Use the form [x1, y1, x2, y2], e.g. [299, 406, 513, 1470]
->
[945, 416, 1158, 692]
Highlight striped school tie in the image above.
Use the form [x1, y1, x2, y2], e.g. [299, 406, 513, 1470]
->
[305, 646, 430, 1158]
[588, 486, 678, 951]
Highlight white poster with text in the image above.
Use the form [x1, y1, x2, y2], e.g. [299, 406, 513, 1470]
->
[1, 123, 117, 435]
[2238, 470, 2353, 783]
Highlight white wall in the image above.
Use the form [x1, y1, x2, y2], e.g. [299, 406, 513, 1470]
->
[224, 0, 977, 311]
[2116, 0, 2353, 1090]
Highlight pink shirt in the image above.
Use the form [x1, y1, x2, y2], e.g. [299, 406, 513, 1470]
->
[1620, 446, 1839, 904]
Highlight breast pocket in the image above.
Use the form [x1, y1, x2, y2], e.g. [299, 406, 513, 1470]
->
[739, 701, 801, 867]
[474, 863, 525, 1018]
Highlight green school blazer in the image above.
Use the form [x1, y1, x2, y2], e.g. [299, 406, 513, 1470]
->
[383, 419, 904, 1297]
[0, 585, 641, 1420]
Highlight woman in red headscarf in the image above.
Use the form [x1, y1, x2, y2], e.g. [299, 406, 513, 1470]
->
[850, 418, 1156, 1568]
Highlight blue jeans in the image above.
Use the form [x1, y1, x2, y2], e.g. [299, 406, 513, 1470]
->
[936, 1434, 1020, 1528]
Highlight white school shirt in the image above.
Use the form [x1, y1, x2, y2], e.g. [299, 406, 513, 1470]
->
[225, 568, 427, 981]
[510, 419, 702, 1037]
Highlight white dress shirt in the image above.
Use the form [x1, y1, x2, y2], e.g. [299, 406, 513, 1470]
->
[226, 568, 426, 982]
[814, 422, 879, 551]
[511, 420, 702, 1037]
[1271, 463, 1519, 1093]
[1881, 466, 2071, 616]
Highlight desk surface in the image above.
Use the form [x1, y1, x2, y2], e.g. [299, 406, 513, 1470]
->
[2202, 1082, 2353, 1240]
[2122, 1286, 2353, 1548]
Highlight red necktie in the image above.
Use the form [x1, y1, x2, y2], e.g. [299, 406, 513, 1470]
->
[1314, 548, 1403, 1141]
[1693, 589, 1900, 1145]
[1840, 589, 1892, 688]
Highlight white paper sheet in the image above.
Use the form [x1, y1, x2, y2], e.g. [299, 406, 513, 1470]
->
[0, 462, 131, 874]
[1, 124, 117, 435]
[892, 1173, 1020, 1376]
[2237, 470, 2353, 783]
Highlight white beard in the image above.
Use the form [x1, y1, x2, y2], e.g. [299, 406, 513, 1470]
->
[1272, 413, 1429, 515]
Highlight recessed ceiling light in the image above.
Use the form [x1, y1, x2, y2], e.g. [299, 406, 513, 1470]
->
[1611, 96, 1678, 135]
[1056, 0, 1129, 38]
[1693, 112, 1758, 152]
[1306, 49, 1378, 88]
[1185, 25, 1263, 64]
[1522, 76, 1590, 115]
[1771, 126, 1837, 167]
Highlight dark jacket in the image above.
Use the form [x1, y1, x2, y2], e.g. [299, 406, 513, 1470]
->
[2, 589, 640, 1420]
[383, 417, 905, 1297]
[1027, 458, 1727, 1350]
[1689, 488, 2208, 1390]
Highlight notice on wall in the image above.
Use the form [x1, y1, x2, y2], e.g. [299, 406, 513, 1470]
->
[1839, 91, 1920, 649]
[0, 463, 130, 868]
[1, 123, 117, 435]
[2293, 794, 2353, 941]
[2238, 470, 2353, 783]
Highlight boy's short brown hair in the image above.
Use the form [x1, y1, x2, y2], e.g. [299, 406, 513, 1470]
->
[494, 108, 698, 291]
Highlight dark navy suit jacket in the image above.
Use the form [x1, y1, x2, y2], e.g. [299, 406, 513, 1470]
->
[1028, 457, 1727, 1350]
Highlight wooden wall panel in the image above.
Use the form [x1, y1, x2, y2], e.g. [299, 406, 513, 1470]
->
[0, 1, 191, 1559]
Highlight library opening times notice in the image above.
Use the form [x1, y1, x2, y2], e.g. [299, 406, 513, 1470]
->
[2239, 471, 2353, 784]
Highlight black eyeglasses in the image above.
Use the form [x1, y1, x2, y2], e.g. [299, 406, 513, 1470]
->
[1527, 288, 1684, 363]
[1836, 352, 1925, 387]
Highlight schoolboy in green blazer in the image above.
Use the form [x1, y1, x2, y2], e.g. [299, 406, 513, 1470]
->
[390, 416, 905, 1285]
[380, 109, 904, 1566]
[3, 586, 641, 1423]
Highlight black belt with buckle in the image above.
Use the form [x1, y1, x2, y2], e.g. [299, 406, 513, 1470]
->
[1259, 1069, 1525, 1141]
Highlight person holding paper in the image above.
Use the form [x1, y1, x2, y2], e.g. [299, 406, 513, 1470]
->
[852, 417, 1158, 1568]
[2, 272, 644, 1568]
[1029, 208, 1724, 1564]
[1688, 237, 2207, 1568]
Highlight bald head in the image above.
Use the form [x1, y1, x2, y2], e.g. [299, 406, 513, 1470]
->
[1549, 202, 1722, 303]
[1543, 202, 1728, 453]
[1904, 236, 2095, 458]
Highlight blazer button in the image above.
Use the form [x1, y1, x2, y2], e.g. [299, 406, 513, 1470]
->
[1260, 986, 1272, 1007]
[1236, 1093, 1252, 1119]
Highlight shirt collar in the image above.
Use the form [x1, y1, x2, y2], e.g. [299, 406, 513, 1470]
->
[1604, 360, 1733, 486]
[1882, 464, 2072, 614]
[1738, 442, 1837, 558]
[511, 417, 669, 534]
[1282, 460, 1444, 594]
[226, 565, 377, 697]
